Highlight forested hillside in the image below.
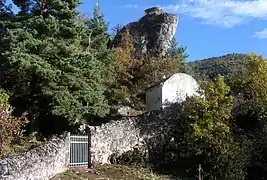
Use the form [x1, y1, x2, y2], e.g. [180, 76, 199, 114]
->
[188, 53, 250, 81]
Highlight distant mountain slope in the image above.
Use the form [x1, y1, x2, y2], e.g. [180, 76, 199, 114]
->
[187, 53, 250, 81]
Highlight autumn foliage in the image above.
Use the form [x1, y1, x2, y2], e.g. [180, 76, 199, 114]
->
[0, 90, 28, 157]
[113, 29, 182, 101]
[114, 29, 141, 88]
[133, 57, 180, 92]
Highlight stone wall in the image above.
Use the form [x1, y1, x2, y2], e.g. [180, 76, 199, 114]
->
[88, 104, 179, 166]
[0, 132, 70, 180]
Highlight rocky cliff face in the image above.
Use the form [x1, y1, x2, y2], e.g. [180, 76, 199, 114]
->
[112, 7, 178, 59]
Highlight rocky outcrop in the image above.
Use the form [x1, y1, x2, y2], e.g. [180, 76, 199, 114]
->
[0, 133, 70, 180]
[112, 7, 178, 59]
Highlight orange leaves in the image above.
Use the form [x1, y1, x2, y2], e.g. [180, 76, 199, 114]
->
[114, 29, 141, 87]
[113, 28, 181, 98]
[0, 91, 29, 157]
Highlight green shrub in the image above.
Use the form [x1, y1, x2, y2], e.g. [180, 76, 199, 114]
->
[0, 89, 10, 109]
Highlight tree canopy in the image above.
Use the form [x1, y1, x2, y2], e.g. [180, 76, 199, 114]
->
[0, 1, 115, 134]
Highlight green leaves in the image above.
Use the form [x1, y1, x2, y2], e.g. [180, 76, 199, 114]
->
[0, 1, 115, 133]
[246, 54, 267, 102]
[0, 89, 9, 109]
[181, 75, 233, 141]
[188, 53, 250, 81]
[176, 75, 248, 179]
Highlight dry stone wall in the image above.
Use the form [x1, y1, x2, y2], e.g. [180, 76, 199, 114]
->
[88, 104, 180, 167]
[0, 132, 70, 180]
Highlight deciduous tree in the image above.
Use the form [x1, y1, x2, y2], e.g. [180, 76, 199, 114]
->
[0, 90, 28, 157]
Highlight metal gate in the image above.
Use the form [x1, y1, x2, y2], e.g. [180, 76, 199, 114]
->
[69, 135, 89, 167]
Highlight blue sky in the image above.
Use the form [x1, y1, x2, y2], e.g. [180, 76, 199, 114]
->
[7, 0, 267, 61]
[78, 0, 267, 61]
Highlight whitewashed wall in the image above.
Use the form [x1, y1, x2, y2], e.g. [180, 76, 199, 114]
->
[145, 73, 199, 111]
[161, 73, 199, 107]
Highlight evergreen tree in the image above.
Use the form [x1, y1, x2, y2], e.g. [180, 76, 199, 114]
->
[0, 0, 6, 15]
[12, 0, 31, 15]
[83, 3, 116, 106]
[0, 0, 13, 16]
[111, 24, 123, 37]
[0, 0, 14, 33]
[0, 0, 114, 133]
[84, 3, 110, 52]
[167, 37, 189, 73]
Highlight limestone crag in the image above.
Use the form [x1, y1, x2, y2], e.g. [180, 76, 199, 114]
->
[112, 7, 178, 59]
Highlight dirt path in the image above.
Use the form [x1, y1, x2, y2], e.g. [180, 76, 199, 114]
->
[51, 164, 174, 180]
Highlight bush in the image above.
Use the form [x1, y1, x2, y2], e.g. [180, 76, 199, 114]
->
[147, 76, 248, 179]
[0, 90, 28, 157]
[117, 145, 150, 167]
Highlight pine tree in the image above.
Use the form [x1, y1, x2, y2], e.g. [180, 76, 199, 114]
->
[0, 0, 14, 35]
[0, 0, 114, 133]
[0, 0, 6, 15]
[0, 0, 13, 16]
[167, 37, 189, 73]
[111, 24, 123, 37]
[84, 2, 110, 52]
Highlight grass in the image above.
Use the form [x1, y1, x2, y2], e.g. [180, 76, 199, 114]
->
[51, 164, 175, 180]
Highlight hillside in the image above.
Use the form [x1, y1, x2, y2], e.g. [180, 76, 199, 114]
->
[188, 53, 250, 81]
